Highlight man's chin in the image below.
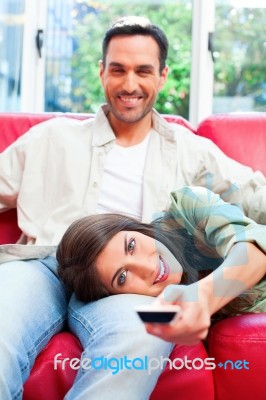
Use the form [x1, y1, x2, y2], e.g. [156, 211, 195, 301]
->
[110, 109, 151, 124]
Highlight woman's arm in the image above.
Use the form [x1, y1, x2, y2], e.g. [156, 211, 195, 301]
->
[146, 186, 266, 345]
[146, 242, 266, 345]
[169, 186, 266, 259]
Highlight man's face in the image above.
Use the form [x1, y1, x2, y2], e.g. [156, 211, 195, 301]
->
[99, 35, 168, 125]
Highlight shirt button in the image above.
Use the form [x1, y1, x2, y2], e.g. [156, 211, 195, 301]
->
[93, 182, 98, 188]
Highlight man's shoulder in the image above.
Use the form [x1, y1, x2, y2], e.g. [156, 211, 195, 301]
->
[25, 115, 95, 140]
[152, 109, 202, 142]
[35, 115, 95, 129]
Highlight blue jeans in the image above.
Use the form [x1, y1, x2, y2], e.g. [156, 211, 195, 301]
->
[0, 257, 173, 400]
[0, 257, 67, 400]
[66, 294, 173, 400]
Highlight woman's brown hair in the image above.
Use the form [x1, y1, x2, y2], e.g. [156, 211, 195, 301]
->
[57, 212, 261, 319]
[57, 212, 202, 302]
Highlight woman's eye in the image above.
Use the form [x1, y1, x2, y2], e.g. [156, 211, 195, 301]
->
[118, 271, 127, 286]
[128, 239, 135, 254]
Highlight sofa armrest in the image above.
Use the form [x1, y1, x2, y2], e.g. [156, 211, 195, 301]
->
[208, 313, 266, 400]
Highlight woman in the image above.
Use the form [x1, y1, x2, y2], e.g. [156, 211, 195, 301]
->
[57, 186, 266, 344]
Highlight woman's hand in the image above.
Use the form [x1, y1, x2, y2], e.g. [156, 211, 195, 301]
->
[145, 283, 212, 346]
[145, 243, 266, 345]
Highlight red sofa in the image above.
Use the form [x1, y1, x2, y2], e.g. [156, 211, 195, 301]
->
[1, 112, 266, 400]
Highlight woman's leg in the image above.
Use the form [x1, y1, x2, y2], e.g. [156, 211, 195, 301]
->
[67, 294, 173, 400]
[0, 256, 68, 400]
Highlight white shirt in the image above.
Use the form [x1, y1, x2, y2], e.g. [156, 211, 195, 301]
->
[96, 132, 151, 219]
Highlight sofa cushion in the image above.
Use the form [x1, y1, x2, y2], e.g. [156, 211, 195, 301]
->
[23, 333, 82, 400]
[23, 332, 215, 400]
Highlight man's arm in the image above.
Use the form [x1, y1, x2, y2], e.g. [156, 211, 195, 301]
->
[0, 142, 24, 212]
[173, 126, 266, 223]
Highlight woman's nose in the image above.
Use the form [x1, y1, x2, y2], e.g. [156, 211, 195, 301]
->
[131, 261, 155, 280]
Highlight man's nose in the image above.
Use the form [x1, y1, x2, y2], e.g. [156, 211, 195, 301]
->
[122, 72, 138, 93]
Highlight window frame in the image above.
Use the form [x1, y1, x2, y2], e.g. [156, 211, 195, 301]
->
[20, 0, 47, 112]
[20, 0, 215, 125]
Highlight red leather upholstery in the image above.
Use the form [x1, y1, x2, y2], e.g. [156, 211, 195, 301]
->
[208, 313, 266, 400]
[150, 343, 214, 400]
[1, 112, 265, 399]
[194, 112, 266, 400]
[0, 112, 94, 152]
[23, 333, 83, 400]
[197, 113, 266, 176]
[0, 209, 21, 244]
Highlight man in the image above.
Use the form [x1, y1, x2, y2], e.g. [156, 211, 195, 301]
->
[0, 16, 266, 400]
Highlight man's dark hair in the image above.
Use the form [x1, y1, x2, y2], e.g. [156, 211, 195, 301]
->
[102, 16, 168, 73]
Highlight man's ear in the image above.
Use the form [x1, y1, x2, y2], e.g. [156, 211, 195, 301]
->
[99, 60, 104, 82]
[159, 65, 169, 91]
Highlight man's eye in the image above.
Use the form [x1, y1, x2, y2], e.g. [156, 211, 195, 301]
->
[128, 239, 135, 254]
[138, 69, 151, 75]
[118, 271, 127, 286]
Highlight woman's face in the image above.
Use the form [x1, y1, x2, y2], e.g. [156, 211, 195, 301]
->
[96, 231, 183, 296]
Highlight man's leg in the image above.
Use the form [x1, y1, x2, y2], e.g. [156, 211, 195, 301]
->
[0, 256, 68, 400]
[67, 294, 173, 400]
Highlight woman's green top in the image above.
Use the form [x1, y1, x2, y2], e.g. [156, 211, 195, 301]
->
[169, 186, 266, 313]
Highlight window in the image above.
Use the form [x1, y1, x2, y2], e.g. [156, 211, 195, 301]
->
[213, 0, 266, 113]
[0, 0, 25, 111]
[1, 1, 264, 123]
[44, 0, 193, 119]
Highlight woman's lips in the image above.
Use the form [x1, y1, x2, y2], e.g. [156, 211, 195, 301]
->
[154, 256, 170, 284]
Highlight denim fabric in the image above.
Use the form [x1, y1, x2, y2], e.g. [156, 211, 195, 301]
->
[0, 257, 173, 400]
[0, 257, 68, 400]
[67, 294, 174, 400]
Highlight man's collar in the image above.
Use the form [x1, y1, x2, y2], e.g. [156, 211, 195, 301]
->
[91, 104, 116, 146]
[92, 104, 177, 146]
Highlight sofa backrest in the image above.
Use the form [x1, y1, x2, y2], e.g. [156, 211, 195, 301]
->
[0, 112, 195, 152]
[0, 112, 194, 244]
[1, 112, 265, 245]
[0, 113, 94, 152]
[197, 113, 266, 176]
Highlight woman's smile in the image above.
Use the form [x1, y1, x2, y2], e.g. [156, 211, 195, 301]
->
[154, 256, 170, 284]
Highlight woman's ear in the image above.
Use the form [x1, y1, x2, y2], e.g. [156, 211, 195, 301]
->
[101, 284, 110, 298]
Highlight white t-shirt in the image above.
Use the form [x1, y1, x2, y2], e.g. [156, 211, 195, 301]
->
[96, 131, 152, 220]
